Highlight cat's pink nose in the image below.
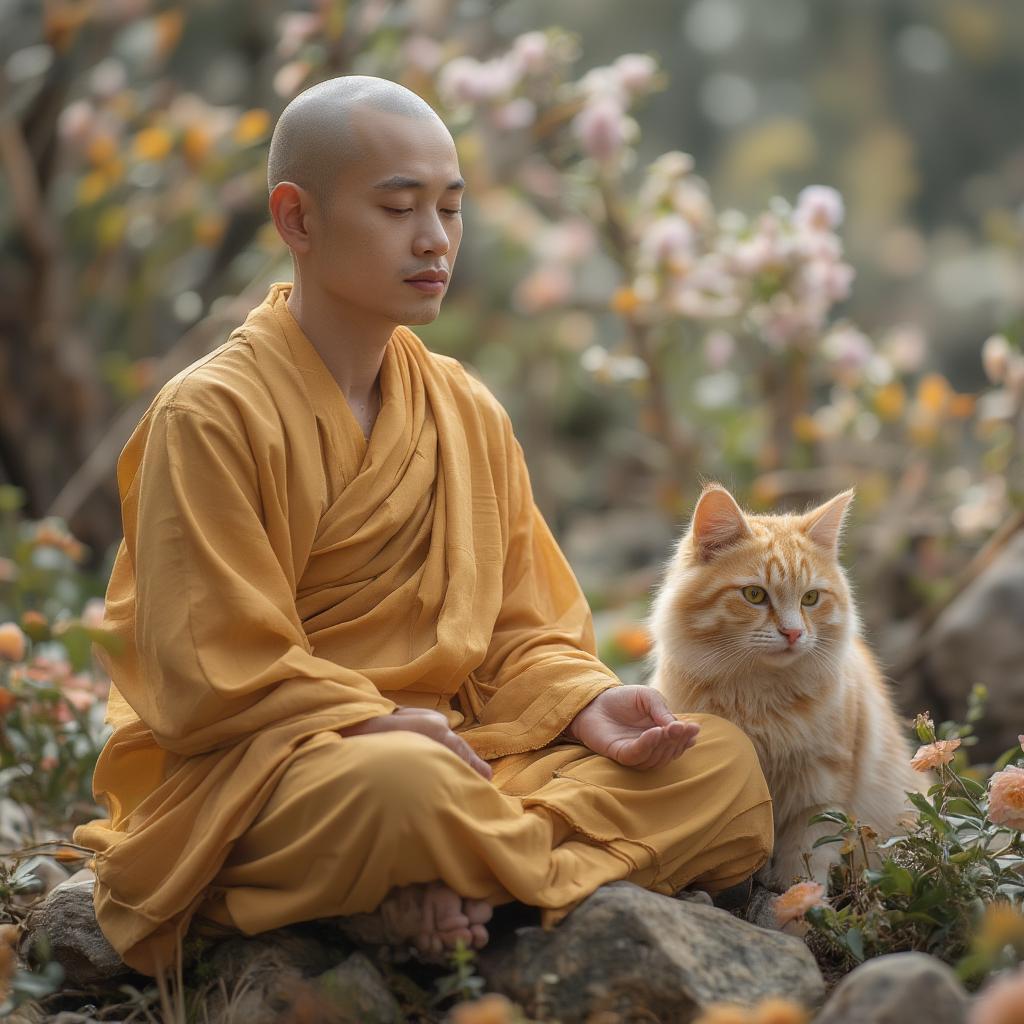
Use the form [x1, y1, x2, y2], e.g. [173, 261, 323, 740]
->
[780, 627, 803, 646]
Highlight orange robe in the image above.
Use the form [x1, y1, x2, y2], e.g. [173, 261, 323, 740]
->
[73, 282, 772, 975]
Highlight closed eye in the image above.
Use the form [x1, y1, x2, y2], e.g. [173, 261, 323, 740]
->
[383, 207, 462, 215]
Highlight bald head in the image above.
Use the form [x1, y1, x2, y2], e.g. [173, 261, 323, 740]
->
[267, 75, 445, 210]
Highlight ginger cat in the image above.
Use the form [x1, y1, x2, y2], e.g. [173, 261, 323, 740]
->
[649, 483, 924, 891]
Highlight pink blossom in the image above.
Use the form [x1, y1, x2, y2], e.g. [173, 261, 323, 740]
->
[402, 35, 443, 73]
[512, 31, 551, 74]
[988, 765, 1024, 831]
[491, 97, 536, 131]
[572, 95, 629, 161]
[640, 215, 697, 266]
[513, 264, 573, 313]
[275, 12, 322, 59]
[613, 53, 658, 94]
[794, 185, 845, 231]
[540, 219, 597, 264]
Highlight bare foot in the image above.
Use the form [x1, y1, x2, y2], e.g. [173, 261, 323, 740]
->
[335, 881, 493, 960]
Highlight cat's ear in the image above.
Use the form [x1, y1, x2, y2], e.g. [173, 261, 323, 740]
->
[801, 488, 854, 556]
[690, 485, 752, 561]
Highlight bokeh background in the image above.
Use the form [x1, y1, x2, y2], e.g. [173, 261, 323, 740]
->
[1, 0, 1022, 753]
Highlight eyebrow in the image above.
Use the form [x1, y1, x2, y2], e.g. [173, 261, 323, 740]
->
[372, 174, 466, 192]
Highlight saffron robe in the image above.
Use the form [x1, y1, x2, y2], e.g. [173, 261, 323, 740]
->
[73, 282, 773, 976]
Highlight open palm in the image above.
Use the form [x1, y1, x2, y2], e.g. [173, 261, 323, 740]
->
[568, 685, 700, 770]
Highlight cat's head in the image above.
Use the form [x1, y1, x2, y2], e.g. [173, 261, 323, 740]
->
[651, 483, 857, 681]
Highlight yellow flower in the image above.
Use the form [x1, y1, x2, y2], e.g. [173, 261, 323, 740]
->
[910, 737, 961, 771]
[873, 381, 906, 422]
[234, 109, 271, 145]
[988, 765, 1024, 831]
[0, 623, 27, 662]
[968, 965, 1024, 1024]
[917, 372, 952, 414]
[773, 881, 827, 927]
[132, 127, 174, 162]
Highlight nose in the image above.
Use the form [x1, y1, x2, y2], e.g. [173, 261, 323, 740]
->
[415, 214, 450, 257]
[779, 627, 803, 647]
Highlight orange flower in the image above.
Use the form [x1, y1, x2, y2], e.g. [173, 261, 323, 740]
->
[610, 286, 638, 314]
[968, 965, 1024, 1024]
[773, 881, 826, 927]
[974, 901, 1024, 957]
[0, 689, 15, 714]
[751, 998, 809, 1024]
[910, 737, 961, 771]
[448, 993, 516, 1024]
[614, 625, 652, 659]
[693, 1005, 751, 1024]
[0, 623, 27, 662]
[873, 381, 906, 422]
[988, 765, 1024, 831]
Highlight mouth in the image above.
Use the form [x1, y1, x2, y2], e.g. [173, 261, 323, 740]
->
[404, 270, 448, 295]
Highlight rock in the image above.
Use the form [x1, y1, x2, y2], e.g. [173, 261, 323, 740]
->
[478, 881, 825, 1023]
[196, 927, 390, 1024]
[742, 881, 780, 931]
[918, 531, 1024, 761]
[23, 873, 127, 985]
[313, 952, 404, 1024]
[814, 951, 969, 1024]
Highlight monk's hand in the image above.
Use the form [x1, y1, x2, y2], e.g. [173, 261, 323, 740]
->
[339, 707, 493, 781]
[566, 686, 699, 770]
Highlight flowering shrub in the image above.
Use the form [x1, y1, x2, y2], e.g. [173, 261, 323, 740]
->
[776, 687, 1024, 987]
[0, 486, 114, 828]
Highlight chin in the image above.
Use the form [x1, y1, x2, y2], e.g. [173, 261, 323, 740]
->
[402, 305, 442, 325]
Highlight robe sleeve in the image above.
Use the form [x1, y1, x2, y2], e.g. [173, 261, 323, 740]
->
[103, 399, 397, 758]
[457, 412, 621, 760]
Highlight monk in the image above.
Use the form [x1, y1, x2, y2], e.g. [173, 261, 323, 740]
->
[72, 75, 773, 977]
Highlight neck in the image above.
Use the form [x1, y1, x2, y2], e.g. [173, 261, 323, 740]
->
[285, 275, 395, 410]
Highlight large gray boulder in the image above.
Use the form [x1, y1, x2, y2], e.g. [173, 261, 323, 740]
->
[917, 531, 1024, 760]
[478, 881, 825, 1023]
[814, 951, 969, 1024]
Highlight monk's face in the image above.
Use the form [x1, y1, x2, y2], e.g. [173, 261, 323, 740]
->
[305, 108, 464, 327]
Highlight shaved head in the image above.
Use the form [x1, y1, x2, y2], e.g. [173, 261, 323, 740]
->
[267, 75, 445, 210]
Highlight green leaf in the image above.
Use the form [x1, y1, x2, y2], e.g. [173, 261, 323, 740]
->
[994, 746, 1024, 772]
[957, 775, 987, 799]
[808, 810, 853, 827]
[844, 927, 865, 962]
[908, 791, 951, 833]
[812, 835, 849, 849]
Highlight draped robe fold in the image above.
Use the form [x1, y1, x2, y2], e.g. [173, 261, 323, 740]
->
[73, 282, 772, 975]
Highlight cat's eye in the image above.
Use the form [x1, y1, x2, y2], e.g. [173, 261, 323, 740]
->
[741, 585, 767, 605]
[802, 590, 820, 606]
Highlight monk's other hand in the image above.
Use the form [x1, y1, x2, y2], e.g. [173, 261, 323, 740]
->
[566, 686, 699, 770]
[338, 707, 493, 780]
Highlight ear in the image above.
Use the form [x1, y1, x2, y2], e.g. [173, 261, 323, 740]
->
[801, 488, 854, 556]
[269, 181, 314, 256]
[689, 484, 752, 561]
